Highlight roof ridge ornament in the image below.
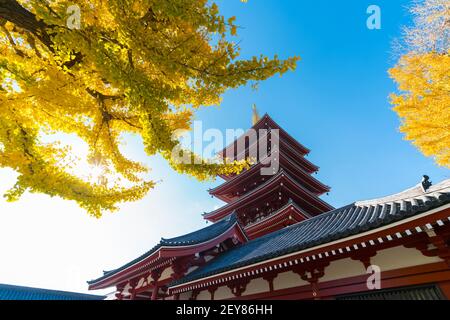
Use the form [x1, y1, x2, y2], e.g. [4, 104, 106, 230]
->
[252, 104, 261, 126]
[421, 175, 432, 192]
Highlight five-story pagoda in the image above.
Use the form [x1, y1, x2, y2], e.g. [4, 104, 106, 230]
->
[206, 110, 333, 239]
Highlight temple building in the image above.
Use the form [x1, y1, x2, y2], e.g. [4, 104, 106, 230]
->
[88, 114, 450, 300]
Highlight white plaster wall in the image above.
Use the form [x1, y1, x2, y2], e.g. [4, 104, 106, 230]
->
[242, 278, 269, 296]
[196, 290, 211, 301]
[320, 258, 366, 282]
[179, 291, 192, 300]
[215, 286, 234, 300]
[159, 266, 173, 281]
[371, 246, 442, 272]
[273, 271, 308, 290]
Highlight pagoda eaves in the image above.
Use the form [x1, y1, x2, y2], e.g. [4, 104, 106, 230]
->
[204, 170, 334, 223]
[218, 114, 311, 161]
[244, 200, 312, 239]
[209, 151, 330, 203]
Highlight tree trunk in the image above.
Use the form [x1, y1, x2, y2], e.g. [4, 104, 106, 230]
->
[0, 0, 52, 48]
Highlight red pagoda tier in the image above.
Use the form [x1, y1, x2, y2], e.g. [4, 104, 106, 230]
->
[207, 114, 333, 239]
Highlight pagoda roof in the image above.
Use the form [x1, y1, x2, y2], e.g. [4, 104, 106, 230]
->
[218, 113, 311, 159]
[203, 170, 334, 222]
[170, 179, 450, 290]
[228, 137, 319, 173]
[245, 200, 312, 239]
[227, 129, 318, 170]
[88, 213, 247, 289]
[209, 152, 330, 201]
[257, 114, 311, 155]
[0, 284, 105, 300]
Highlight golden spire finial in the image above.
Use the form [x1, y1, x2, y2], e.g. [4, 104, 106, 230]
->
[252, 104, 260, 125]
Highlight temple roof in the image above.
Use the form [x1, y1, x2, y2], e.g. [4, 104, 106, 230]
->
[88, 213, 246, 287]
[0, 284, 105, 300]
[170, 178, 450, 288]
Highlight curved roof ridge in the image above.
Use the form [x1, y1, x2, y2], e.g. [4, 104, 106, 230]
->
[355, 178, 450, 207]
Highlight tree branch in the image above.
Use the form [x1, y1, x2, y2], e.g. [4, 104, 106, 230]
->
[0, 0, 53, 49]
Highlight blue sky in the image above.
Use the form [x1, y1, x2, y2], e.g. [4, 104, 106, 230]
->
[0, 0, 448, 294]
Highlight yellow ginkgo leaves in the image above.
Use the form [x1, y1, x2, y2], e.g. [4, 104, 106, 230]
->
[390, 0, 449, 168]
[0, 0, 299, 217]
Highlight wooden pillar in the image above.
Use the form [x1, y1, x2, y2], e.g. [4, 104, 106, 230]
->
[208, 287, 218, 300]
[263, 273, 277, 292]
[151, 284, 159, 300]
[150, 269, 162, 301]
[129, 280, 138, 300]
[310, 280, 320, 300]
[190, 290, 200, 301]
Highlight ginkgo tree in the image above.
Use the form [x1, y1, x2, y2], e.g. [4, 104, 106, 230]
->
[389, 0, 449, 168]
[0, 0, 299, 217]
